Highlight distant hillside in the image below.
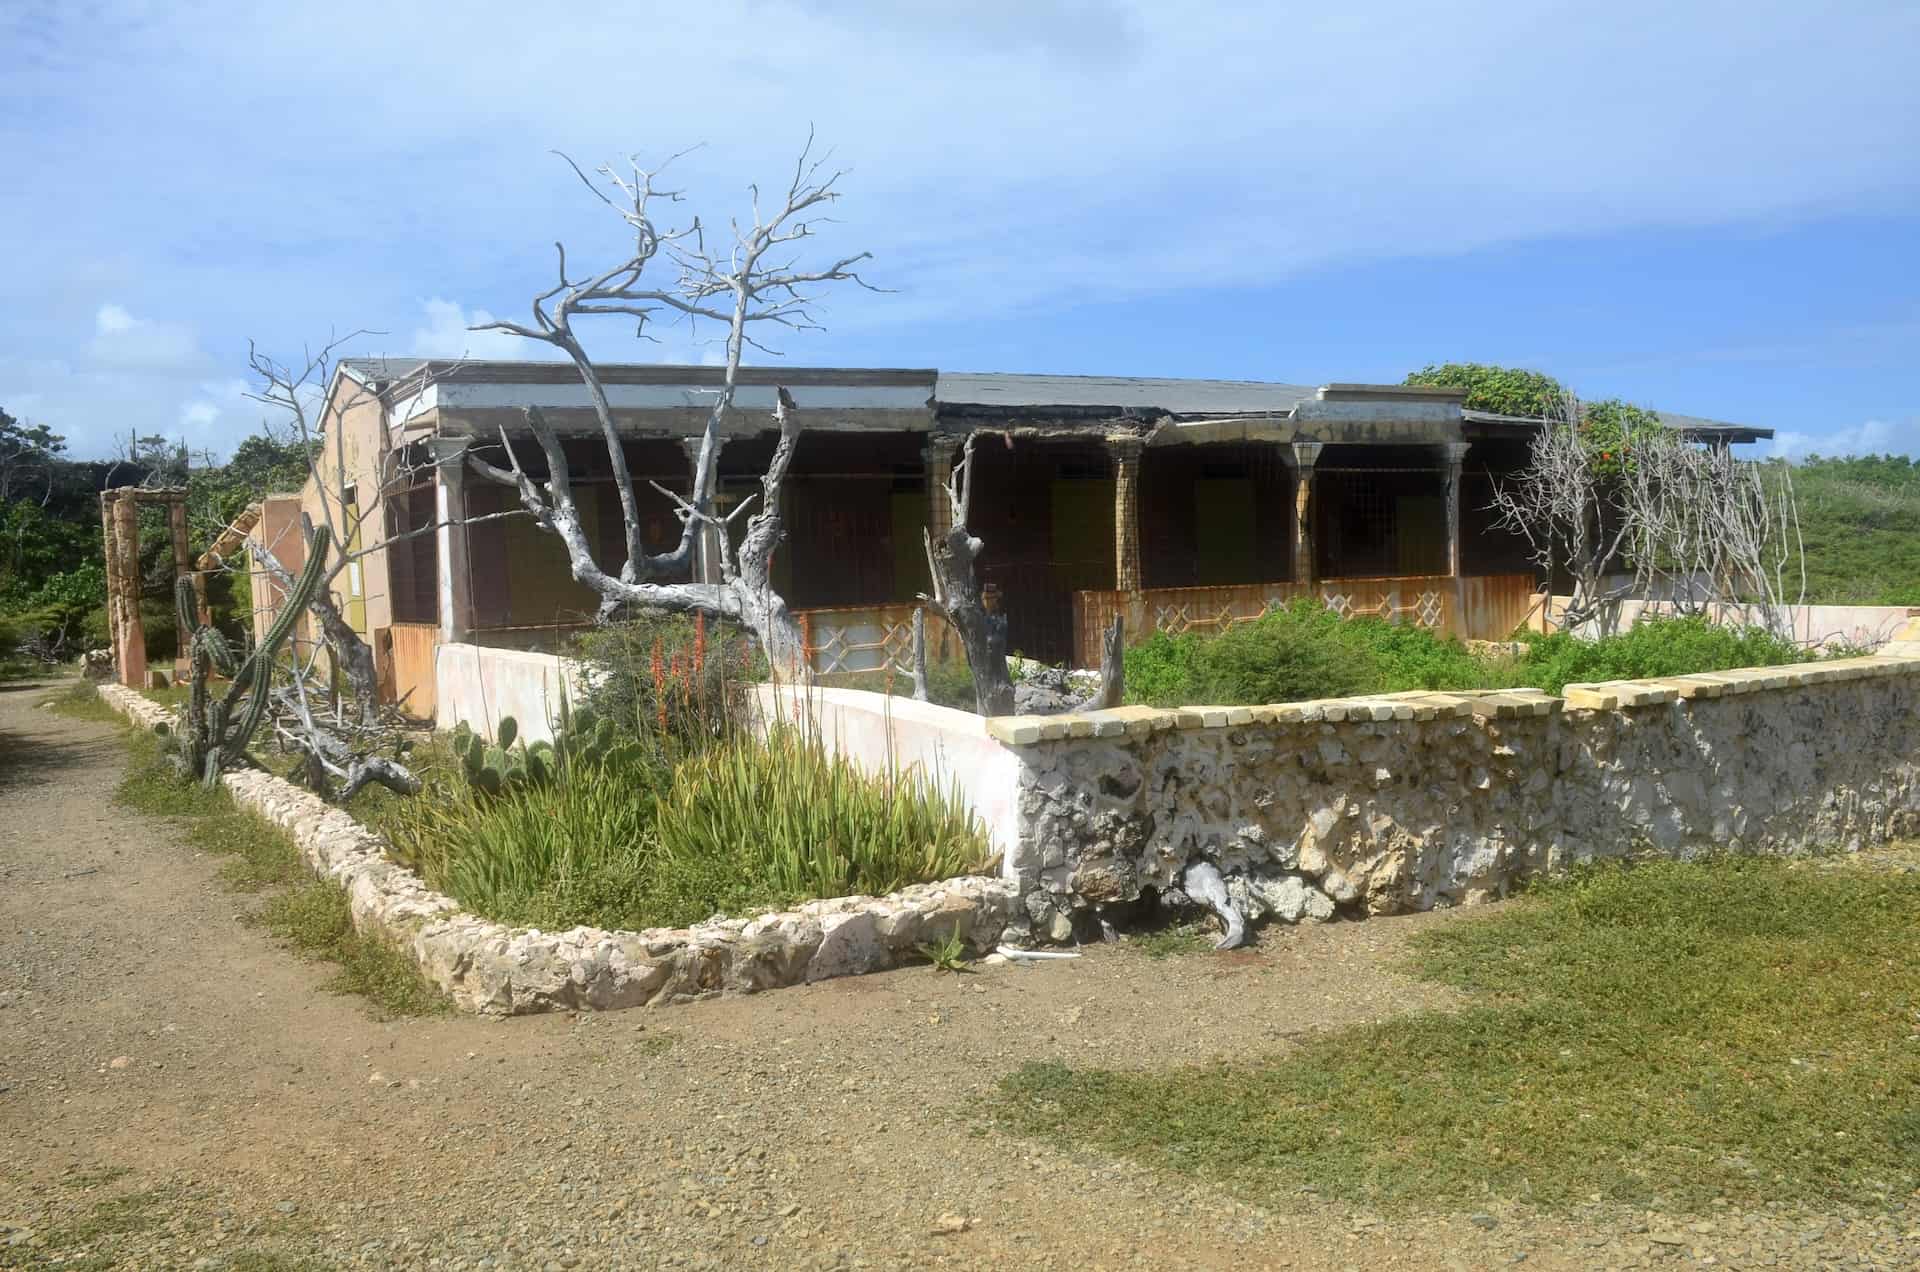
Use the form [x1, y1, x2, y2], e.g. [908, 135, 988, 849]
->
[1791, 455, 1920, 606]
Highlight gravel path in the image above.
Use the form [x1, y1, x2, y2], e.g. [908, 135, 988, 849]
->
[2, 680, 1914, 1270]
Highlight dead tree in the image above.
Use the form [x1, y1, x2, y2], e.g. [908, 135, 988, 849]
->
[920, 434, 1016, 715]
[467, 136, 876, 680]
[1617, 431, 1806, 637]
[1493, 393, 1807, 638]
[245, 535, 422, 801]
[236, 335, 521, 719]
[1490, 395, 1639, 635]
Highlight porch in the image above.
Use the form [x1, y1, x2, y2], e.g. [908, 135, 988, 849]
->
[378, 424, 1542, 704]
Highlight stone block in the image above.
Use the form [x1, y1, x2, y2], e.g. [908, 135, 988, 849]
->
[986, 715, 1049, 746]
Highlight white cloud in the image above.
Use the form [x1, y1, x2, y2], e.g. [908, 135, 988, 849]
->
[5, 2, 1918, 454]
[87, 301, 204, 370]
[173, 378, 257, 446]
[411, 298, 546, 360]
[1770, 418, 1919, 460]
[95, 303, 136, 335]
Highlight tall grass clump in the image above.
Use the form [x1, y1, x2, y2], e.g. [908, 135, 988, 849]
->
[656, 725, 991, 902]
[380, 726, 991, 932]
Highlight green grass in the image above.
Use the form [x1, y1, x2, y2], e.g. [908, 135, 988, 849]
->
[994, 856, 1920, 1212]
[250, 882, 450, 1018]
[43, 678, 120, 723]
[1132, 924, 1215, 959]
[89, 703, 447, 1018]
[1792, 455, 1920, 605]
[139, 680, 191, 709]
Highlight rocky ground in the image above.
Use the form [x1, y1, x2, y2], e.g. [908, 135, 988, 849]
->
[2, 678, 1915, 1270]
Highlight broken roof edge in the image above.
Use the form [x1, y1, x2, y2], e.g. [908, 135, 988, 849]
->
[1461, 407, 1774, 444]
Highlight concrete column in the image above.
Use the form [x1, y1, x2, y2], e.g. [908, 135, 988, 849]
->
[428, 439, 473, 644]
[1290, 441, 1324, 585]
[1107, 434, 1145, 593]
[924, 434, 962, 542]
[1441, 441, 1473, 578]
[680, 435, 728, 585]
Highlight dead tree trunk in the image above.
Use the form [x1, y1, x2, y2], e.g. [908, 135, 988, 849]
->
[1091, 614, 1125, 710]
[921, 434, 1015, 716]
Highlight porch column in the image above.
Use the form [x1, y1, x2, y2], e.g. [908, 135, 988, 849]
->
[680, 435, 727, 585]
[428, 438, 473, 644]
[924, 434, 961, 542]
[1107, 434, 1145, 593]
[1441, 441, 1472, 578]
[1290, 441, 1323, 586]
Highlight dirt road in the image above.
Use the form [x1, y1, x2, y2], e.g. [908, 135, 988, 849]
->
[1, 681, 1911, 1270]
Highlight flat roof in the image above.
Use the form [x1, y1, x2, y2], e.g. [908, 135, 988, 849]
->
[339, 359, 1772, 439]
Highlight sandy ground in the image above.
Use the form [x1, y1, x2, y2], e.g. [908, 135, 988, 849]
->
[2, 679, 1913, 1271]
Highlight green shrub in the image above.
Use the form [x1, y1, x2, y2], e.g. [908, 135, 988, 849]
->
[1124, 601, 1491, 706]
[1123, 629, 1203, 706]
[1509, 616, 1805, 695]
[1122, 605, 1810, 706]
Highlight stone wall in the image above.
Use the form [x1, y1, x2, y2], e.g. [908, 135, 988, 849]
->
[95, 684, 1016, 1015]
[989, 658, 1920, 941]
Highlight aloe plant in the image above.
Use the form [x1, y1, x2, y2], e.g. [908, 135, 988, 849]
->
[167, 524, 331, 786]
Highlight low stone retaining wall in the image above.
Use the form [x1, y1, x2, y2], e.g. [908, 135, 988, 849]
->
[95, 684, 1016, 1015]
[985, 656, 1920, 941]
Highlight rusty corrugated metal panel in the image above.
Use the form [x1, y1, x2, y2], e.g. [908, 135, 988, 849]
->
[381, 622, 439, 721]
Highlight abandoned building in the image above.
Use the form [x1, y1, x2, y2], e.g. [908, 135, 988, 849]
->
[231, 359, 1772, 718]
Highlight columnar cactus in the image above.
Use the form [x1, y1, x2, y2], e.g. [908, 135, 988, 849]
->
[167, 524, 331, 786]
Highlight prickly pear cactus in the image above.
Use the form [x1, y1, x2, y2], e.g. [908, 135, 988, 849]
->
[448, 702, 644, 800]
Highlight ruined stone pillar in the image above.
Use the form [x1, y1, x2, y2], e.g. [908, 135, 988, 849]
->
[1290, 441, 1324, 585]
[98, 492, 121, 658]
[109, 491, 147, 688]
[1107, 434, 1145, 593]
[428, 438, 473, 644]
[680, 435, 728, 586]
[1441, 441, 1472, 578]
[166, 497, 210, 632]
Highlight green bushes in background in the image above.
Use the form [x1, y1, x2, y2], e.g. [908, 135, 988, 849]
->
[1124, 603, 1813, 706]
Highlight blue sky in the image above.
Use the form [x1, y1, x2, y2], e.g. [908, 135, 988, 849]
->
[3, 0, 1916, 462]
